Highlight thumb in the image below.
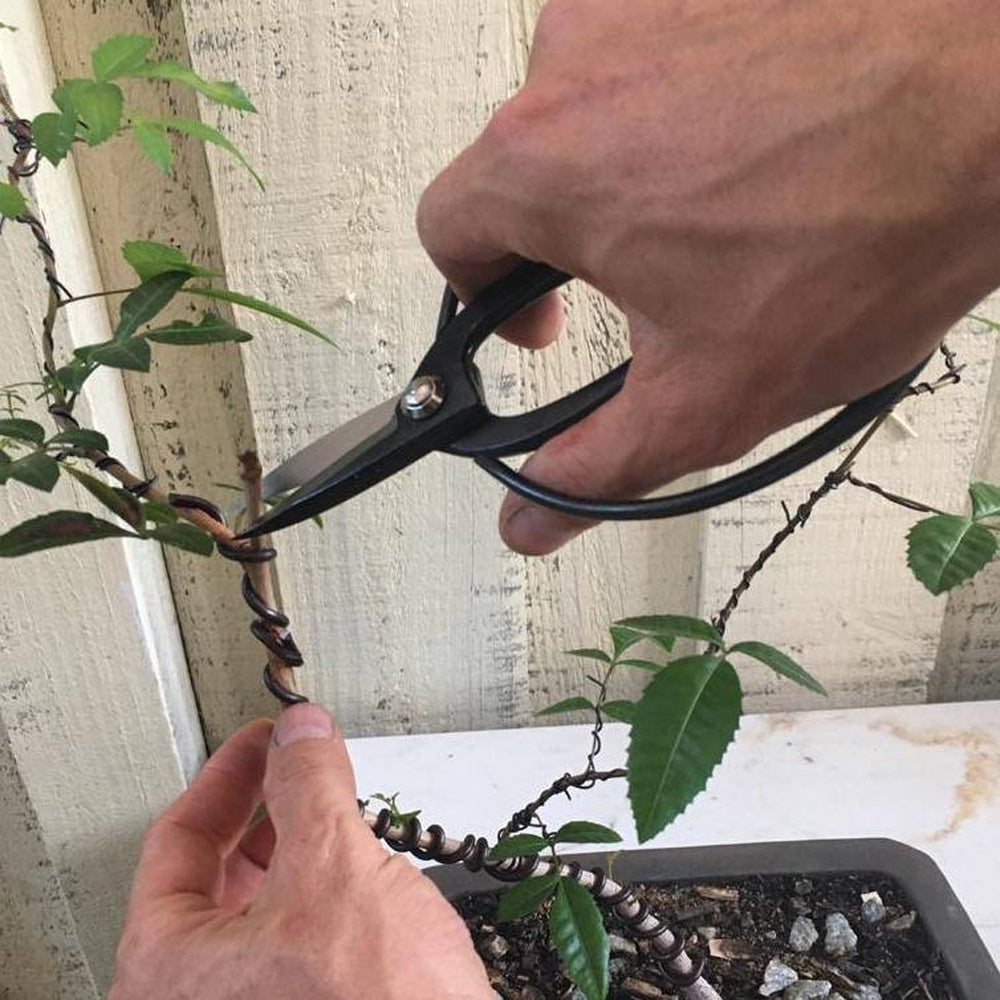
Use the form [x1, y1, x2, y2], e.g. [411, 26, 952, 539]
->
[263, 704, 364, 847]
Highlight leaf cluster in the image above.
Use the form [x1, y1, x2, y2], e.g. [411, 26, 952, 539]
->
[30, 34, 261, 185]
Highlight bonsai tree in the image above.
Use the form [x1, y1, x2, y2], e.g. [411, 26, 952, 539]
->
[3, 32, 998, 1000]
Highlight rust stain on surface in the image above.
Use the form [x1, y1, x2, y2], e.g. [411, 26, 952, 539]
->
[872, 721, 1000, 841]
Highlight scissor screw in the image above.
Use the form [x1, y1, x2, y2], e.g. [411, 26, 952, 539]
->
[402, 375, 446, 420]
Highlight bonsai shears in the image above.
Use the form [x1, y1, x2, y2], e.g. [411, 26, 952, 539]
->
[241, 261, 924, 538]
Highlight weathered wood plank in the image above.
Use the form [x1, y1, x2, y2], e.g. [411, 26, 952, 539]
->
[699, 321, 998, 710]
[932, 292, 1000, 702]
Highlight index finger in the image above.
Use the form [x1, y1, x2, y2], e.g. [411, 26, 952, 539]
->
[130, 719, 273, 910]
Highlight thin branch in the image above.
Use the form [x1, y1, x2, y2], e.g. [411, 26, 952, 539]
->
[500, 768, 627, 838]
[240, 450, 299, 699]
[56, 287, 137, 309]
[844, 474, 947, 516]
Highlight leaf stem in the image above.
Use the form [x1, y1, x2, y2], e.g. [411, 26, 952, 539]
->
[56, 286, 137, 308]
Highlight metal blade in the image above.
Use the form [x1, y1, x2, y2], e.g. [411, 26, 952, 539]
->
[260, 395, 401, 501]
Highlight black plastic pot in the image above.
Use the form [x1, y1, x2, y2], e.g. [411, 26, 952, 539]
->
[427, 838, 999, 999]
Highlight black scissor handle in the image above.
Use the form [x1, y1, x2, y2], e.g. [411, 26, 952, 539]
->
[435, 261, 929, 521]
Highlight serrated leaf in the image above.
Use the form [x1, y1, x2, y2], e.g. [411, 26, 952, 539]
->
[53, 79, 123, 146]
[149, 522, 214, 556]
[140, 115, 263, 188]
[31, 107, 77, 165]
[549, 878, 609, 1000]
[113, 271, 190, 340]
[969, 482, 1000, 521]
[566, 647, 612, 664]
[125, 60, 255, 112]
[601, 700, 637, 723]
[0, 510, 136, 557]
[616, 614, 723, 647]
[64, 465, 141, 527]
[728, 641, 826, 696]
[496, 870, 559, 923]
[46, 428, 109, 453]
[142, 502, 178, 524]
[489, 834, 549, 861]
[0, 418, 46, 445]
[552, 821, 622, 846]
[186, 286, 334, 344]
[121, 240, 220, 283]
[0, 182, 26, 219]
[907, 514, 997, 595]
[627, 654, 741, 843]
[5, 453, 60, 492]
[92, 34, 154, 81]
[536, 696, 594, 717]
[132, 120, 172, 175]
[75, 337, 151, 372]
[144, 312, 251, 345]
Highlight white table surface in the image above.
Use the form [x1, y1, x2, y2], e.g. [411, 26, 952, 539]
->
[348, 700, 1000, 961]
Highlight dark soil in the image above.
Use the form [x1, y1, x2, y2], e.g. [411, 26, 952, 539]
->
[454, 871, 958, 1000]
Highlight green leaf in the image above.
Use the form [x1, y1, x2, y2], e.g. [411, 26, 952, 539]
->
[46, 428, 109, 453]
[566, 647, 612, 664]
[113, 271, 190, 340]
[64, 465, 141, 527]
[142, 502, 179, 524]
[91, 34, 154, 81]
[616, 614, 724, 647]
[496, 871, 559, 923]
[144, 312, 252, 345]
[907, 514, 997, 595]
[728, 641, 826, 696]
[75, 337, 152, 372]
[31, 108, 77, 166]
[549, 877, 609, 1000]
[53, 79, 123, 146]
[0, 418, 46, 445]
[186, 286, 334, 345]
[536, 696, 595, 717]
[615, 658, 664, 671]
[125, 60, 255, 112]
[552, 821, 622, 846]
[54, 363, 91, 394]
[601, 700, 637, 723]
[132, 120, 172, 175]
[489, 834, 549, 861]
[0, 22, 17, 31]
[140, 115, 263, 188]
[121, 240, 220, 282]
[0, 510, 135, 557]
[0, 181, 26, 219]
[609, 624, 675, 659]
[149, 522, 215, 556]
[5, 453, 60, 492]
[969, 482, 1000, 521]
[627, 654, 741, 843]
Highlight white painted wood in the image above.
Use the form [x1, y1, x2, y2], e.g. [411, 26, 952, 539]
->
[348, 700, 1000, 962]
[1, 4, 204, 992]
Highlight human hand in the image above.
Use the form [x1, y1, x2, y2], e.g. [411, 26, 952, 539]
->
[108, 705, 493, 1000]
[418, 0, 1000, 555]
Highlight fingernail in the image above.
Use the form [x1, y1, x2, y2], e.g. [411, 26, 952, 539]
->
[273, 704, 334, 747]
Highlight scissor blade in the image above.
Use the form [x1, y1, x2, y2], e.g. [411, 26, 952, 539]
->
[259, 396, 402, 502]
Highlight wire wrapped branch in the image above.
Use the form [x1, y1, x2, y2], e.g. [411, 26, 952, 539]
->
[365, 805, 721, 1000]
[500, 768, 627, 838]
